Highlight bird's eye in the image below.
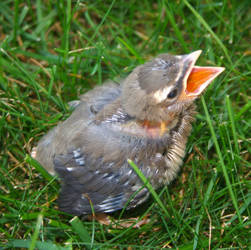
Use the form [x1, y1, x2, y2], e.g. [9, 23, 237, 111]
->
[167, 88, 178, 99]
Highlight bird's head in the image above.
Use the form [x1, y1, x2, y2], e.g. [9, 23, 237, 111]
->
[122, 50, 224, 122]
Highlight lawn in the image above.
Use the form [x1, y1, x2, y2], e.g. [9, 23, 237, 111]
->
[0, 0, 250, 249]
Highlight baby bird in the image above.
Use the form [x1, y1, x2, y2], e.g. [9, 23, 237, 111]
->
[34, 50, 224, 216]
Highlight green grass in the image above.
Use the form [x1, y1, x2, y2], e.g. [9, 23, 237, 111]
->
[0, 0, 250, 249]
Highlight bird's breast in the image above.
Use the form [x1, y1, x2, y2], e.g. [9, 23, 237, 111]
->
[103, 117, 179, 139]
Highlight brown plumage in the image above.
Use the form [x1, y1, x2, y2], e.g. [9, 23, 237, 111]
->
[33, 50, 224, 215]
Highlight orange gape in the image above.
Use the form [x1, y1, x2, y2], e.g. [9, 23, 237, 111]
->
[178, 66, 224, 101]
[186, 67, 221, 94]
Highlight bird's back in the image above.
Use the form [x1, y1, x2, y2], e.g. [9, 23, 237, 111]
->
[35, 81, 122, 175]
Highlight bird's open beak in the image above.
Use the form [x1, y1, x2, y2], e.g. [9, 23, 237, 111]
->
[179, 50, 225, 101]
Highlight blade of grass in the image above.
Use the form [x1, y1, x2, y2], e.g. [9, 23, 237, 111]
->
[201, 96, 241, 223]
[9, 239, 70, 250]
[193, 170, 217, 249]
[25, 154, 55, 183]
[59, 0, 72, 62]
[235, 101, 251, 121]
[70, 216, 94, 249]
[183, 0, 232, 64]
[0, 48, 43, 111]
[164, 1, 189, 52]
[128, 160, 181, 245]
[90, 0, 116, 42]
[128, 159, 170, 218]
[13, 0, 19, 42]
[226, 95, 239, 155]
[227, 192, 251, 225]
[117, 37, 143, 63]
[36, 0, 46, 51]
[28, 213, 43, 250]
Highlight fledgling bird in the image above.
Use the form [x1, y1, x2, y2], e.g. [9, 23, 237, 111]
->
[34, 50, 224, 216]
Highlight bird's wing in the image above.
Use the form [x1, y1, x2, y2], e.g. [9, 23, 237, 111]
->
[53, 148, 131, 215]
[66, 81, 121, 112]
[35, 81, 121, 175]
[79, 80, 122, 114]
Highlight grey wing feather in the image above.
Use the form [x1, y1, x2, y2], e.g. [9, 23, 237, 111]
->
[54, 150, 128, 215]
[35, 81, 121, 175]
[79, 80, 122, 113]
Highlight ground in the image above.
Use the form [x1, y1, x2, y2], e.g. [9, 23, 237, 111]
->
[0, 0, 250, 249]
